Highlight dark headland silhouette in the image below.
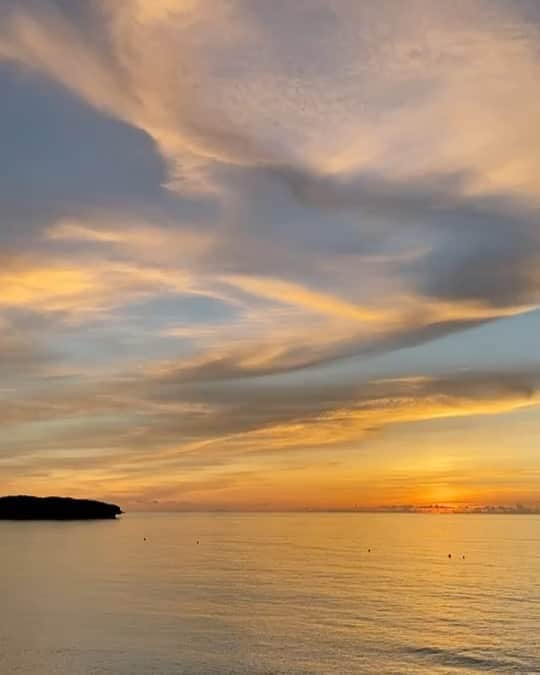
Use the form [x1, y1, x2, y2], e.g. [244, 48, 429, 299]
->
[0, 495, 123, 520]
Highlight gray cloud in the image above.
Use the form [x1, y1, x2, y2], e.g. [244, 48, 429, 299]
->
[271, 164, 540, 307]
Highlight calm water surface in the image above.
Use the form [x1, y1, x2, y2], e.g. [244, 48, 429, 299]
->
[1, 513, 539, 674]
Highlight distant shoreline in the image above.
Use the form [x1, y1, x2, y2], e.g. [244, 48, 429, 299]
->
[118, 508, 540, 515]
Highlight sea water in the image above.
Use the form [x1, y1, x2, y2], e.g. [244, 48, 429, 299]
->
[1, 512, 539, 674]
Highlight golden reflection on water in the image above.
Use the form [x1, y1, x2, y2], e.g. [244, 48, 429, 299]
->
[1, 513, 539, 674]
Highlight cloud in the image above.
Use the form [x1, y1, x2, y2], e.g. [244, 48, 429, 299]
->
[2, 363, 538, 462]
[0, 1, 540, 506]
[0, 255, 195, 318]
[2, 1, 539, 316]
[1, 361, 538, 506]
[0, 316, 53, 376]
[2, 0, 540, 191]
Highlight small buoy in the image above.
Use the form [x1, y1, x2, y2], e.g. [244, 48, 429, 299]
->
[462, 555, 465, 560]
[448, 553, 452, 559]
[368, 548, 371, 553]
[196, 540, 200, 545]
[143, 537, 147, 541]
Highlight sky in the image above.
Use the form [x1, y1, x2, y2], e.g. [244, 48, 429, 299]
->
[0, 0, 539, 512]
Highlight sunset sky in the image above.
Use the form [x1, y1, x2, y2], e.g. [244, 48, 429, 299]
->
[0, 0, 539, 511]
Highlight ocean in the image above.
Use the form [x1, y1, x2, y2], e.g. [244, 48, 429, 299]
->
[1, 512, 539, 674]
